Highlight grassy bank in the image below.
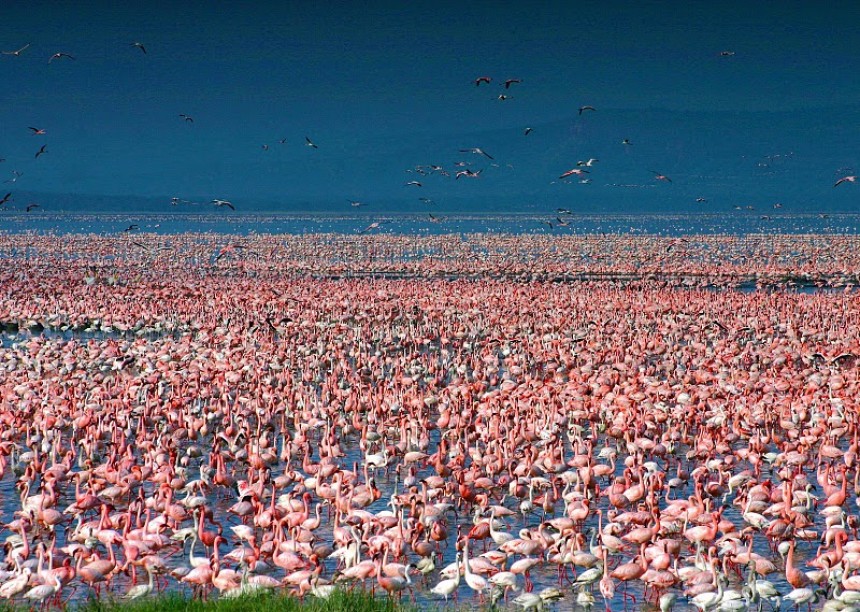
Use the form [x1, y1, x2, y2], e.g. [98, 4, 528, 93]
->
[11, 590, 413, 612]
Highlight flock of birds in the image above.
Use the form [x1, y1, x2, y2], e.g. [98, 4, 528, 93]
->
[1, 30, 860, 612]
[0, 41, 856, 233]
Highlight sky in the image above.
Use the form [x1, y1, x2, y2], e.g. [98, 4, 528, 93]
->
[1, 0, 859, 213]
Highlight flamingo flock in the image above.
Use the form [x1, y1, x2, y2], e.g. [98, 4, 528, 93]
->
[0, 230, 858, 610]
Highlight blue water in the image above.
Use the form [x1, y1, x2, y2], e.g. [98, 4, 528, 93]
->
[0, 212, 858, 236]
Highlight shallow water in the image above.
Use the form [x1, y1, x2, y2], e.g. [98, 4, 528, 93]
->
[1, 211, 860, 237]
[0, 229, 855, 611]
[0, 325, 846, 611]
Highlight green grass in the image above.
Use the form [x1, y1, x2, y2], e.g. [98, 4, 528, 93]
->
[1, 590, 415, 612]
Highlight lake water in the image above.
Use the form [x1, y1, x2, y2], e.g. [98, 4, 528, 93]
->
[1, 212, 858, 236]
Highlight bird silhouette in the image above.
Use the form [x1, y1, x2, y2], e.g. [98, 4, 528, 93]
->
[459, 147, 493, 160]
[48, 52, 75, 63]
[2, 43, 31, 57]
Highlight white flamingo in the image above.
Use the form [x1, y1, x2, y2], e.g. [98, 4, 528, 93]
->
[430, 552, 461, 601]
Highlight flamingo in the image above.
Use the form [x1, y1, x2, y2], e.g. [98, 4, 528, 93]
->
[48, 52, 75, 63]
[23, 573, 62, 606]
[2, 43, 30, 56]
[430, 552, 460, 601]
[124, 566, 155, 600]
[462, 538, 488, 597]
[559, 168, 589, 180]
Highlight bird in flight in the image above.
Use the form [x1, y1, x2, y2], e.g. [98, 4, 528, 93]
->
[459, 147, 493, 160]
[542, 220, 554, 229]
[622, 139, 632, 145]
[504, 78, 521, 89]
[696, 197, 708, 203]
[555, 217, 570, 226]
[347, 199, 363, 207]
[179, 114, 194, 123]
[123, 224, 140, 233]
[2, 43, 31, 57]
[35, 145, 47, 159]
[455, 169, 483, 179]
[719, 51, 736, 57]
[358, 221, 389, 233]
[474, 76, 491, 86]
[523, 127, 533, 136]
[305, 136, 318, 149]
[497, 94, 512, 101]
[834, 175, 857, 187]
[278, 138, 287, 144]
[0, 193, 11, 206]
[429, 213, 445, 223]
[28, 127, 46, 135]
[557, 208, 572, 215]
[48, 52, 75, 63]
[577, 158, 598, 167]
[404, 181, 422, 187]
[579, 105, 596, 115]
[215, 243, 256, 261]
[26, 203, 39, 212]
[559, 168, 589, 180]
[261, 144, 269, 151]
[212, 199, 235, 210]
[649, 171, 672, 183]
[130, 42, 147, 54]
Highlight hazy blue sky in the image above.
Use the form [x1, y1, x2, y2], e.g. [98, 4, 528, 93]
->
[1, 1, 859, 212]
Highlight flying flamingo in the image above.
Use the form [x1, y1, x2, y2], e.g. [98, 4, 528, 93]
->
[459, 147, 493, 160]
[834, 176, 856, 187]
[559, 168, 589, 180]
[2, 43, 30, 57]
[212, 199, 235, 210]
[48, 52, 75, 63]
